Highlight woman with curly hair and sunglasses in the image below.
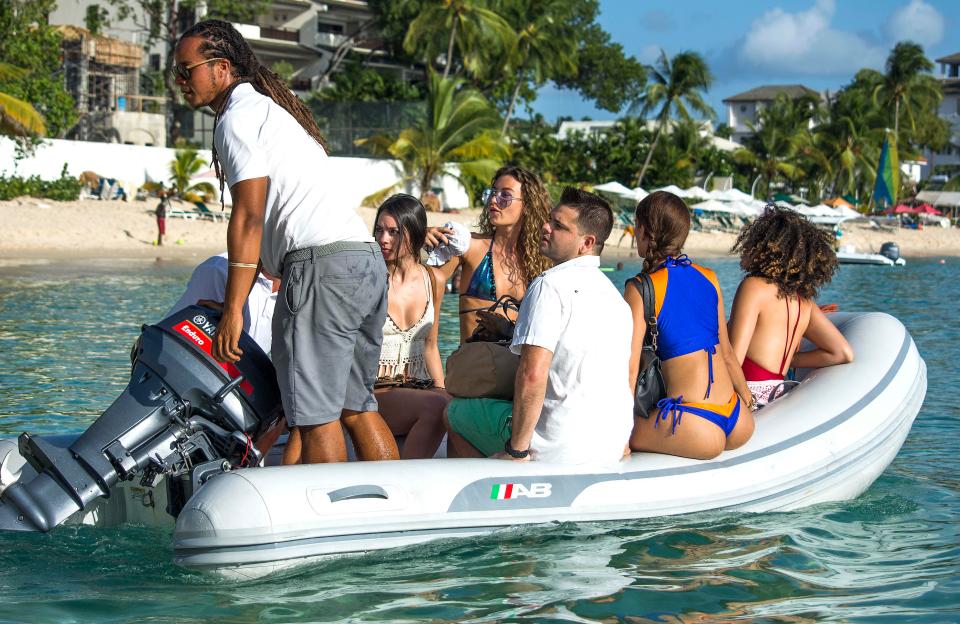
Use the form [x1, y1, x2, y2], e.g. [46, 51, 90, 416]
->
[426, 166, 553, 341]
[728, 207, 853, 408]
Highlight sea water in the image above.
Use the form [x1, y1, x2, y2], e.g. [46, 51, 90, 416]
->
[0, 257, 957, 622]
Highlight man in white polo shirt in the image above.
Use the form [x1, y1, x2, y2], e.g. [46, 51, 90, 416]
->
[445, 187, 634, 464]
[173, 20, 398, 464]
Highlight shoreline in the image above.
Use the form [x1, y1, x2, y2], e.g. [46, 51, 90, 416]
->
[2, 197, 959, 266]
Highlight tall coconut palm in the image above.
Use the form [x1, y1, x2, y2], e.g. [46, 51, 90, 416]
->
[498, 0, 578, 134]
[169, 148, 217, 201]
[0, 64, 46, 137]
[403, 0, 515, 79]
[358, 71, 510, 204]
[630, 50, 713, 187]
[861, 42, 941, 139]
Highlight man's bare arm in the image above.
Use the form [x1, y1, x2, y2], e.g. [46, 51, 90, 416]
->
[212, 176, 267, 363]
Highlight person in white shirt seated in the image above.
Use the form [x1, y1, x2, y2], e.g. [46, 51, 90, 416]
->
[166, 252, 279, 355]
[444, 187, 634, 464]
[373, 195, 450, 459]
[166, 252, 283, 456]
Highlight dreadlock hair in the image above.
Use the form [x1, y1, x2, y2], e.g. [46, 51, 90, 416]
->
[178, 19, 327, 207]
[731, 205, 837, 300]
[634, 191, 691, 273]
[477, 165, 553, 284]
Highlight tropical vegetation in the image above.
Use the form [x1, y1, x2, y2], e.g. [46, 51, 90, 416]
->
[168, 149, 217, 201]
[357, 72, 510, 204]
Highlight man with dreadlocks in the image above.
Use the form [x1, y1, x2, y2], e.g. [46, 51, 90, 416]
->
[173, 20, 398, 464]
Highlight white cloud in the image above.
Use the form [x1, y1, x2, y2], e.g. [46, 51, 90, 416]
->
[887, 0, 944, 46]
[737, 0, 886, 76]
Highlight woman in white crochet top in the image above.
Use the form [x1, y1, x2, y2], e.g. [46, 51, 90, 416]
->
[374, 194, 450, 458]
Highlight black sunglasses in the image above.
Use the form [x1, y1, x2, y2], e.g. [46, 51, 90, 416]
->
[170, 57, 226, 81]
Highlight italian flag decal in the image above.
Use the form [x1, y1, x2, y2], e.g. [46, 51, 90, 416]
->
[490, 483, 516, 500]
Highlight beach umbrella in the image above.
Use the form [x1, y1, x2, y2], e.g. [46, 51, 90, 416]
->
[652, 184, 688, 197]
[710, 187, 755, 203]
[883, 204, 915, 214]
[824, 197, 854, 209]
[834, 204, 861, 219]
[594, 181, 635, 197]
[683, 186, 710, 200]
[915, 203, 942, 215]
[633, 187, 649, 201]
[691, 199, 739, 213]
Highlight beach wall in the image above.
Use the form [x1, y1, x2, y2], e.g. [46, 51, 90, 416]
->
[0, 137, 470, 209]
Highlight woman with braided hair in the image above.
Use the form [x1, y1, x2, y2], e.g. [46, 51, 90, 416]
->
[728, 206, 853, 408]
[174, 20, 398, 464]
[625, 191, 754, 460]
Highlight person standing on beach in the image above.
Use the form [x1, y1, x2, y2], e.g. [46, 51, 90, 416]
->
[173, 20, 398, 464]
[155, 190, 169, 246]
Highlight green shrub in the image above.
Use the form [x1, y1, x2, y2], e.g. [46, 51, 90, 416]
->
[0, 164, 81, 201]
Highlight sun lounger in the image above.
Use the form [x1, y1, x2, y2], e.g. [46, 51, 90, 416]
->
[193, 201, 230, 223]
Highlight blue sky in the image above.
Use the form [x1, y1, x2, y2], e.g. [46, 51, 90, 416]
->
[530, 0, 960, 124]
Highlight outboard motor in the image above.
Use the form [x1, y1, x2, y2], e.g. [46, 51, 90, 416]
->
[880, 241, 900, 263]
[0, 306, 282, 532]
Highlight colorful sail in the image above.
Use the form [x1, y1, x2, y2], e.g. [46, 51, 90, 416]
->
[872, 132, 899, 209]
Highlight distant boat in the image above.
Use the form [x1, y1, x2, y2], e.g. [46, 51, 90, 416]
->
[837, 242, 904, 266]
[837, 251, 906, 266]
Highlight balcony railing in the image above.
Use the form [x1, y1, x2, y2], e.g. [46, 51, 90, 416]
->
[261, 26, 299, 42]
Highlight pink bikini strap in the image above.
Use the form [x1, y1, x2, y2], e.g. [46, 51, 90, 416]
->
[779, 297, 801, 375]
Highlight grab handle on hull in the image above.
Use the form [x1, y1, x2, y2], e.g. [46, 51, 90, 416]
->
[327, 485, 389, 503]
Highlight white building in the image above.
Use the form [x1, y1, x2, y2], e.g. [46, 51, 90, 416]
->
[47, 1, 415, 149]
[722, 85, 821, 145]
[924, 52, 960, 180]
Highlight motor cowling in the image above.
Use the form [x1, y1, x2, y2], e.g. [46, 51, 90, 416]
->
[0, 306, 282, 532]
[880, 241, 900, 262]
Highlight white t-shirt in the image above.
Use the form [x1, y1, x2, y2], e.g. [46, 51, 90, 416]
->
[214, 83, 371, 276]
[510, 255, 634, 465]
[167, 254, 277, 355]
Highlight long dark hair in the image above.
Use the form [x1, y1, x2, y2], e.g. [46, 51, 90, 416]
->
[178, 19, 327, 206]
[374, 194, 427, 272]
[635, 191, 691, 273]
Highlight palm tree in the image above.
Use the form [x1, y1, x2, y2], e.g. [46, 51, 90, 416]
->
[403, 0, 515, 80]
[169, 148, 217, 201]
[733, 94, 817, 198]
[498, 0, 578, 134]
[358, 72, 510, 204]
[0, 64, 46, 137]
[631, 50, 713, 187]
[814, 88, 884, 199]
[862, 42, 941, 139]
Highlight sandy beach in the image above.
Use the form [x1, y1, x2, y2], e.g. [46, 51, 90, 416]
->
[1, 196, 959, 265]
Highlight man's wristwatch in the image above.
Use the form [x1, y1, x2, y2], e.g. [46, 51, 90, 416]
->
[503, 439, 530, 459]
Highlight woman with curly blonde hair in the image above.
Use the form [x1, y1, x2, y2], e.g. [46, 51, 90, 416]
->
[427, 165, 553, 341]
[728, 206, 853, 408]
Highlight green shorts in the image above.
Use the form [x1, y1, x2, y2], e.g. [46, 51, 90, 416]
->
[446, 397, 513, 457]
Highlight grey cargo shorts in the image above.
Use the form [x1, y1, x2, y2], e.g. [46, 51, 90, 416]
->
[272, 242, 387, 427]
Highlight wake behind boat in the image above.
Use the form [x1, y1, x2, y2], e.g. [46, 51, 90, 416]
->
[0, 307, 925, 579]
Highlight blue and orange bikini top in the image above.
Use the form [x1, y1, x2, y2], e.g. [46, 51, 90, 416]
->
[647, 255, 721, 398]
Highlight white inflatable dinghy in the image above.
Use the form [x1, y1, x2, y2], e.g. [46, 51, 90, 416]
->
[168, 311, 925, 579]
